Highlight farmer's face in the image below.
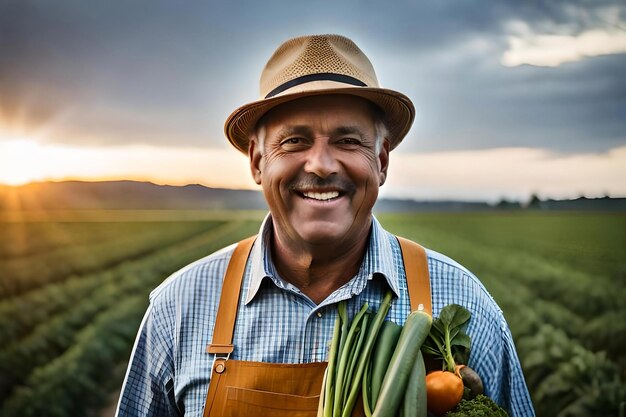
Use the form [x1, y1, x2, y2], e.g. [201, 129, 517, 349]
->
[250, 95, 389, 246]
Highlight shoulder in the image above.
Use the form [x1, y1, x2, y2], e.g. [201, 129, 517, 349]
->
[424, 247, 511, 376]
[385, 229, 504, 330]
[388, 235, 530, 410]
[425, 247, 502, 319]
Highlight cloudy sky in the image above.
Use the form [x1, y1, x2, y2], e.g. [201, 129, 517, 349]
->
[1, 0, 625, 202]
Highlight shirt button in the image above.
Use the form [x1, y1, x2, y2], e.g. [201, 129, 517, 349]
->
[316, 312, 323, 318]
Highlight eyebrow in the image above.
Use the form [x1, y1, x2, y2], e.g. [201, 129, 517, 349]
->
[273, 125, 369, 139]
[274, 125, 314, 139]
[333, 126, 368, 138]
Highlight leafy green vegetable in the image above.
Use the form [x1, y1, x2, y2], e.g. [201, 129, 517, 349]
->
[421, 304, 471, 372]
[321, 291, 393, 417]
[444, 395, 509, 417]
[333, 302, 369, 417]
[369, 320, 402, 407]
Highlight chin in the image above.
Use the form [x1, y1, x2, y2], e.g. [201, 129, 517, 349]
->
[295, 222, 349, 245]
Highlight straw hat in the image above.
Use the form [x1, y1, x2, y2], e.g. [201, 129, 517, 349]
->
[224, 34, 415, 154]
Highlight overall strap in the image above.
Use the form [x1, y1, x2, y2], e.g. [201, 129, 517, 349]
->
[206, 234, 432, 355]
[206, 235, 257, 355]
[396, 236, 432, 316]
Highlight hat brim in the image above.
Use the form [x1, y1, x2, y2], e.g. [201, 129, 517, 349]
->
[224, 86, 415, 154]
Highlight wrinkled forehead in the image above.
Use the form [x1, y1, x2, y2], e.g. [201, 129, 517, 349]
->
[255, 94, 383, 135]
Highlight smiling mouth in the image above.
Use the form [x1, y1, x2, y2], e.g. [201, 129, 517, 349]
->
[301, 190, 341, 201]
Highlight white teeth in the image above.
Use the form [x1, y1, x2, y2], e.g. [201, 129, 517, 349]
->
[303, 191, 339, 201]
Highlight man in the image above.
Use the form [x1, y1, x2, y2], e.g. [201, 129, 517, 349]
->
[117, 34, 534, 416]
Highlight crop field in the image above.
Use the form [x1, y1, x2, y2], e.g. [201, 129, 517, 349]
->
[0, 210, 624, 416]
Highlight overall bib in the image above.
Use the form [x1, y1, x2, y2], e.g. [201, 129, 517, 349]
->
[203, 236, 431, 417]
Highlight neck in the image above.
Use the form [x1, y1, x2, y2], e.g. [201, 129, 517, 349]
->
[271, 223, 372, 305]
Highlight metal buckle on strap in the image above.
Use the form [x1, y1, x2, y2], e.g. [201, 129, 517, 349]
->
[212, 353, 230, 374]
[214, 352, 230, 361]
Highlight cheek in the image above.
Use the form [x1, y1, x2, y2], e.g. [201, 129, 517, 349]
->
[261, 165, 293, 208]
[346, 159, 381, 207]
[348, 153, 383, 182]
[262, 174, 284, 198]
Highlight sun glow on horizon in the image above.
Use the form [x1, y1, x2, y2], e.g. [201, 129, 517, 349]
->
[0, 137, 54, 186]
[1, 131, 624, 203]
[0, 135, 258, 189]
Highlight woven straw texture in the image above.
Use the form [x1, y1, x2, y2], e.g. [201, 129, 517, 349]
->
[261, 35, 379, 96]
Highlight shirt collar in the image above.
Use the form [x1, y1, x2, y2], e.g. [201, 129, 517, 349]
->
[244, 214, 401, 305]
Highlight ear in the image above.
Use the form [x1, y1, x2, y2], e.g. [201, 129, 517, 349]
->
[378, 139, 390, 186]
[249, 138, 263, 185]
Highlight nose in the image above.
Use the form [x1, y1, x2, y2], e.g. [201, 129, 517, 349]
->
[304, 140, 340, 179]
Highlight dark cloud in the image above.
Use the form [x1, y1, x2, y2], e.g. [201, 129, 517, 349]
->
[0, 0, 624, 153]
[398, 50, 626, 153]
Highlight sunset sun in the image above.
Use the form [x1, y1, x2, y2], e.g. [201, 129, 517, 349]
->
[0, 136, 55, 186]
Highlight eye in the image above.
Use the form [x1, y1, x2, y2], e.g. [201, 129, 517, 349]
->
[337, 137, 362, 146]
[281, 137, 302, 145]
[279, 137, 308, 151]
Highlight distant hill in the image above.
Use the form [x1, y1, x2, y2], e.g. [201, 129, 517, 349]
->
[0, 180, 624, 212]
[0, 181, 268, 210]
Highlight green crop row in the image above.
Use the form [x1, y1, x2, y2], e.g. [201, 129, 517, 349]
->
[0, 221, 224, 298]
[0, 219, 261, 414]
[378, 212, 625, 280]
[517, 324, 626, 417]
[0, 269, 120, 348]
[0, 221, 192, 259]
[379, 213, 626, 354]
[0, 221, 224, 345]
[0, 294, 147, 417]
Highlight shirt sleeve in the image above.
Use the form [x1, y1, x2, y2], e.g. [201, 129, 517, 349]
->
[497, 315, 536, 417]
[469, 306, 535, 417]
[116, 302, 179, 417]
[455, 270, 534, 417]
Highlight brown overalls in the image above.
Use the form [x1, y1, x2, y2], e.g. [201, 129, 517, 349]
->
[203, 236, 432, 417]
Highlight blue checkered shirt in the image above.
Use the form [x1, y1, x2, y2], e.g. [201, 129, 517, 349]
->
[116, 215, 534, 416]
